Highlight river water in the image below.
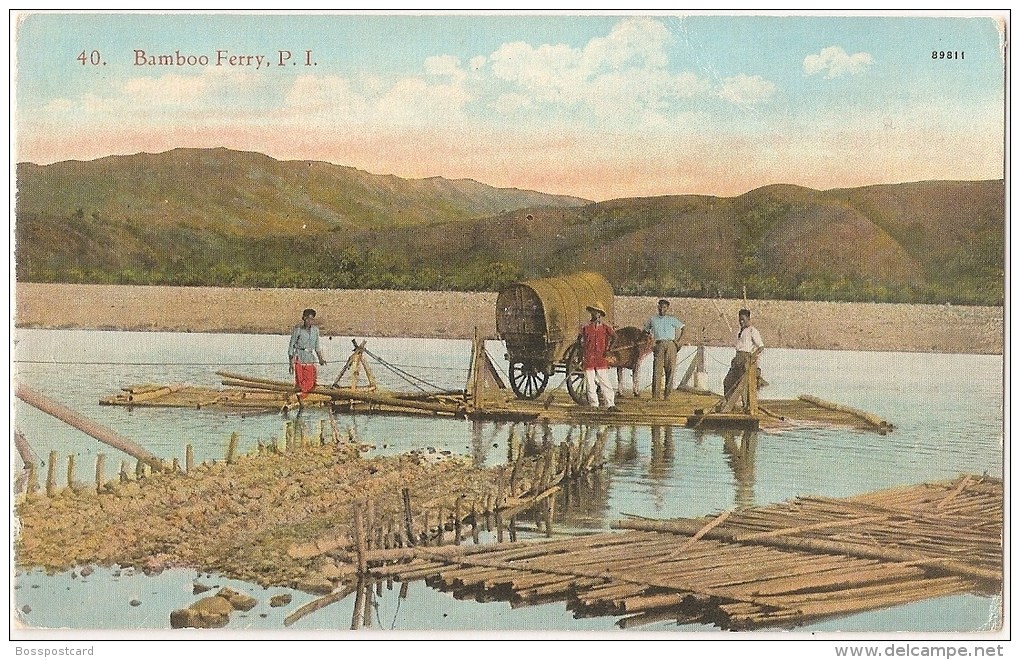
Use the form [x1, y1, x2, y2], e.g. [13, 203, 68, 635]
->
[11, 329, 1004, 633]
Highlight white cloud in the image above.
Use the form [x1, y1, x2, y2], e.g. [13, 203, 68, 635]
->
[803, 46, 873, 78]
[424, 54, 466, 82]
[717, 74, 776, 105]
[485, 17, 722, 122]
[581, 17, 670, 70]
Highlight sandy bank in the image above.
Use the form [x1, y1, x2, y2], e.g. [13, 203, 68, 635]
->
[14, 283, 1003, 355]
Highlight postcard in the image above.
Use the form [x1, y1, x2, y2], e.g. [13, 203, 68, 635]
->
[9, 10, 1007, 652]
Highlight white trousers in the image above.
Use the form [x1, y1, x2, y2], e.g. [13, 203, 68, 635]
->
[584, 368, 616, 407]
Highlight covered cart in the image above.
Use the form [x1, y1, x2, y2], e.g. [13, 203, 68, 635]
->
[496, 271, 614, 403]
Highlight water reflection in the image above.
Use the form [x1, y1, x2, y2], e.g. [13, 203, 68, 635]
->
[719, 430, 757, 509]
[612, 426, 638, 463]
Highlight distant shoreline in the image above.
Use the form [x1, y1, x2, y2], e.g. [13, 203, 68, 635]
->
[14, 283, 1004, 355]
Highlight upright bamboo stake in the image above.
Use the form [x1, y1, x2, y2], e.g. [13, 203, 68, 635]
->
[746, 353, 759, 415]
[402, 488, 416, 546]
[366, 499, 376, 551]
[95, 453, 105, 493]
[454, 497, 463, 546]
[186, 444, 194, 474]
[46, 451, 57, 497]
[66, 454, 76, 491]
[226, 432, 239, 464]
[26, 462, 38, 495]
[352, 500, 368, 574]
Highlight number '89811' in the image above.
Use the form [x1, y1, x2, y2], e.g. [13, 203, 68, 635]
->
[932, 51, 964, 59]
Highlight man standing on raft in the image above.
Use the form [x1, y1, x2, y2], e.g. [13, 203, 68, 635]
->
[288, 308, 327, 400]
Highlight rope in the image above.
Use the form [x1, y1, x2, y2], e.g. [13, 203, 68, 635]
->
[13, 359, 467, 371]
[362, 348, 447, 394]
[14, 360, 290, 366]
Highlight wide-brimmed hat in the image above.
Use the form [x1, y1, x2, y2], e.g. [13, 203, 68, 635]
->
[585, 301, 607, 316]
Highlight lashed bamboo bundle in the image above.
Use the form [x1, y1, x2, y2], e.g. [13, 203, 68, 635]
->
[366, 475, 1000, 631]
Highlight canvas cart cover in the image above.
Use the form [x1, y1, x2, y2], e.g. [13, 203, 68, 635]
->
[496, 271, 615, 366]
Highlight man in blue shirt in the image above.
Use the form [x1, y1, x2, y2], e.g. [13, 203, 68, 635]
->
[644, 299, 685, 400]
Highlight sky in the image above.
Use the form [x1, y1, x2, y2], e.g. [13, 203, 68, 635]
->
[12, 12, 1007, 201]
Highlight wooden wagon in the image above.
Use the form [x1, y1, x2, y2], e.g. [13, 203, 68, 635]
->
[496, 271, 615, 403]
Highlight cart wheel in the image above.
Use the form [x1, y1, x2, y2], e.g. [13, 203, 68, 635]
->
[509, 362, 549, 400]
[564, 343, 587, 404]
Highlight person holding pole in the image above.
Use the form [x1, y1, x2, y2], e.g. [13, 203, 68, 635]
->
[723, 308, 765, 399]
[288, 308, 326, 400]
[644, 299, 684, 400]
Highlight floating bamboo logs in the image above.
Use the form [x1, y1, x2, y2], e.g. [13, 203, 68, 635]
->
[125, 386, 173, 403]
[798, 395, 893, 430]
[17, 384, 164, 471]
[614, 518, 999, 584]
[218, 371, 464, 416]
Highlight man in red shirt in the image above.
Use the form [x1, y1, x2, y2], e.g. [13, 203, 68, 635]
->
[578, 301, 618, 411]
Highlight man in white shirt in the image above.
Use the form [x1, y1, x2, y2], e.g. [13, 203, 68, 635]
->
[723, 308, 765, 398]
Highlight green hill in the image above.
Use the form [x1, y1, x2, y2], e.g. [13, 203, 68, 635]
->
[14, 148, 1004, 304]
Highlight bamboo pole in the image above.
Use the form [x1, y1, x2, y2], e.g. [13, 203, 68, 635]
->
[614, 518, 999, 583]
[218, 371, 463, 416]
[185, 444, 194, 474]
[454, 497, 463, 546]
[46, 451, 57, 497]
[283, 582, 360, 627]
[26, 462, 38, 495]
[66, 454, 76, 491]
[402, 488, 416, 546]
[14, 431, 34, 468]
[353, 501, 368, 574]
[94, 453, 105, 493]
[798, 395, 892, 429]
[226, 432, 239, 464]
[16, 385, 163, 470]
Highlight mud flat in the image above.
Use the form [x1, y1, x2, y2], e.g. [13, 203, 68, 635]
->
[14, 283, 1003, 354]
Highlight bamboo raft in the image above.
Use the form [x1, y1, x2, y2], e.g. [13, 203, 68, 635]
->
[99, 338, 895, 433]
[101, 381, 892, 432]
[360, 475, 1001, 630]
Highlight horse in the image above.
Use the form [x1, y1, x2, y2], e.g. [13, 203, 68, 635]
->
[604, 326, 654, 397]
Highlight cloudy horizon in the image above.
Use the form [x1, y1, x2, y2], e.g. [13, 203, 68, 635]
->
[14, 13, 1006, 201]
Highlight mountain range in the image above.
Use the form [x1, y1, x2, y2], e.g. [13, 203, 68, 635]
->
[15, 148, 1004, 305]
